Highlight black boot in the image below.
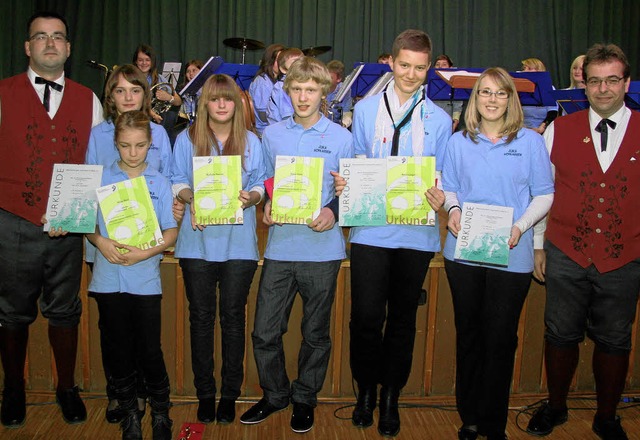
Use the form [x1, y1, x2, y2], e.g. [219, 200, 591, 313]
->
[0, 327, 28, 428]
[115, 373, 142, 440]
[148, 377, 172, 440]
[378, 386, 400, 437]
[352, 383, 377, 428]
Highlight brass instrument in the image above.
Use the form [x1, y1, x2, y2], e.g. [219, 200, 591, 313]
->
[150, 82, 176, 115]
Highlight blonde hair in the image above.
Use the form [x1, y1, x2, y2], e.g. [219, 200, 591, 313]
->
[464, 67, 524, 144]
[569, 55, 586, 88]
[188, 74, 248, 167]
[521, 58, 546, 72]
[284, 57, 332, 96]
[114, 110, 152, 143]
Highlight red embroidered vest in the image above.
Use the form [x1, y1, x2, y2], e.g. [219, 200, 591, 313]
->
[0, 73, 93, 225]
[547, 109, 640, 273]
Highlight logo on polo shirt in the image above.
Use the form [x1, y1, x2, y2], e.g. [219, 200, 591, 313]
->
[504, 149, 522, 157]
[314, 145, 332, 154]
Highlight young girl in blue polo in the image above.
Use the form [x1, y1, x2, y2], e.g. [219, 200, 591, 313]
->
[87, 110, 177, 440]
[171, 74, 266, 424]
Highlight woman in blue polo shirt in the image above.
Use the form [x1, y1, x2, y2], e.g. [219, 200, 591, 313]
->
[88, 111, 177, 440]
[442, 67, 554, 440]
[171, 74, 266, 424]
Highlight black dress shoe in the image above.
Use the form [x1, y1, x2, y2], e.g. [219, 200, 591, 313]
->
[526, 401, 568, 436]
[352, 385, 376, 428]
[56, 386, 87, 424]
[290, 402, 314, 433]
[197, 397, 216, 423]
[216, 398, 236, 424]
[1, 386, 26, 428]
[458, 427, 478, 440]
[240, 398, 287, 424]
[105, 399, 125, 423]
[378, 386, 400, 437]
[593, 416, 628, 440]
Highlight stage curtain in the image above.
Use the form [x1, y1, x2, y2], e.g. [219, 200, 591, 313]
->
[1, 0, 638, 101]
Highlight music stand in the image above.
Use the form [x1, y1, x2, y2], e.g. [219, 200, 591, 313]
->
[625, 80, 640, 111]
[510, 71, 555, 106]
[427, 68, 484, 102]
[332, 64, 365, 104]
[214, 63, 259, 91]
[162, 62, 182, 88]
[362, 72, 394, 99]
[352, 63, 392, 97]
[549, 89, 589, 115]
[178, 56, 224, 97]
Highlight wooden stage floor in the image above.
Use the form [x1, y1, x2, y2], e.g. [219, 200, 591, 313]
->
[1, 393, 639, 439]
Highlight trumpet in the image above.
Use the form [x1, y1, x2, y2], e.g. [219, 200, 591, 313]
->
[150, 82, 176, 116]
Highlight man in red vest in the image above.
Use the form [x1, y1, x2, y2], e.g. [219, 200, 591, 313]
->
[527, 43, 639, 440]
[0, 11, 103, 428]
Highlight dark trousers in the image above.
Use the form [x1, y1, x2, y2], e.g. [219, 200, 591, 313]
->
[92, 292, 168, 389]
[444, 259, 531, 436]
[179, 258, 257, 400]
[0, 209, 82, 328]
[349, 243, 434, 388]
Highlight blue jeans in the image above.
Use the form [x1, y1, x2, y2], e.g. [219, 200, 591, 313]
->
[180, 258, 257, 400]
[445, 259, 531, 436]
[544, 240, 640, 354]
[251, 259, 341, 407]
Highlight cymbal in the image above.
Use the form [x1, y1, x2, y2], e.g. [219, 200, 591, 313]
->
[223, 37, 265, 51]
[302, 46, 332, 57]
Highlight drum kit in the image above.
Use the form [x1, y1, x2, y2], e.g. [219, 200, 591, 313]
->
[223, 37, 332, 62]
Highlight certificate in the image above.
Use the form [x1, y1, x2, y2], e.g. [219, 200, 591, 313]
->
[338, 158, 386, 226]
[95, 176, 164, 250]
[386, 156, 436, 226]
[193, 155, 243, 225]
[454, 202, 514, 267]
[272, 155, 324, 225]
[43, 164, 103, 233]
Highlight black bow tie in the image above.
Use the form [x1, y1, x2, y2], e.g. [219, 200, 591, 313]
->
[595, 118, 617, 152]
[35, 77, 63, 112]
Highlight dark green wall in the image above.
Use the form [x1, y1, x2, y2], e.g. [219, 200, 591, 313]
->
[2, 0, 638, 97]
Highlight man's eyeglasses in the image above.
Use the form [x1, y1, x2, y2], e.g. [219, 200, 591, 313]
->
[586, 76, 625, 88]
[29, 32, 68, 43]
[477, 89, 509, 99]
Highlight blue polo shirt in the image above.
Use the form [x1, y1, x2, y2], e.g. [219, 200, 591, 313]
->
[86, 120, 173, 177]
[89, 161, 177, 295]
[441, 128, 554, 273]
[266, 78, 293, 125]
[262, 115, 353, 261]
[249, 73, 276, 135]
[171, 129, 266, 261]
[349, 92, 452, 252]
[85, 120, 173, 263]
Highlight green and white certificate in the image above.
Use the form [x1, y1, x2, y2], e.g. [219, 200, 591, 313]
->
[339, 158, 387, 226]
[386, 156, 436, 226]
[44, 164, 103, 233]
[272, 155, 324, 225]
[95, 176, 164, 250]
[193, 155, 243, 225]
[454, 202, 513, 267]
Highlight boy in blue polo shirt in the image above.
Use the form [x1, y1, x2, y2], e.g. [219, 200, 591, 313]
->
[240, 57, 353, 433]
